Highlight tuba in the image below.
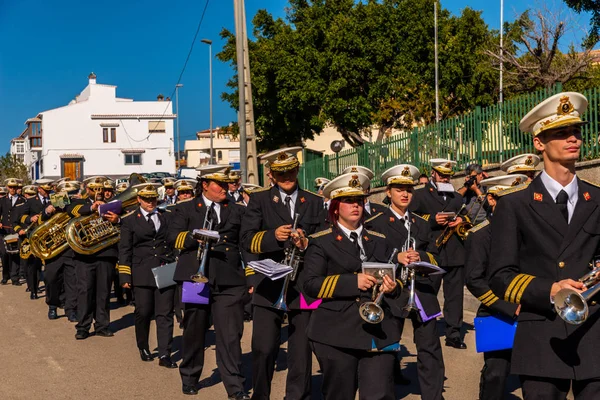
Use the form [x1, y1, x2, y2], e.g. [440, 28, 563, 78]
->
[29, 212, 72, 260]
[65, 173, 145, 255]
[19, 213, 42, 259]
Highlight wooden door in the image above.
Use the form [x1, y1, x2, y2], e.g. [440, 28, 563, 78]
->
[63, 161, 76, 180]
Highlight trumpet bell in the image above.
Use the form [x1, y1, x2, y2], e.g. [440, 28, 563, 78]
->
[359, 302, 384, 324]
[554, 288, 588, 325]
[190, 274, 209, 284]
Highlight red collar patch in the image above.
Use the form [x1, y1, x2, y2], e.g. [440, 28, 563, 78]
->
[533, 193, 543, 202]
[584, 192, 591, 201]
[429, 188, 433, 192]
[273, 196, 279, 203]
[300, 197, 306, 203]
[137, 213, 141, 217]
[363, 235, 369, 241]
[389, 216, 395, 222]
[336, 235, 343, 241]
[198, 203, 202, 207]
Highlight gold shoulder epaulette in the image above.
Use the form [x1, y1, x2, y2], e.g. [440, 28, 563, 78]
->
[250, 186, 270, 194]
[301, 188, 324, 198]
[364, 212, 383, 223]
[497, 182, 530, 197]
[236, 201, 246, 206]
[176, 197, 194, 205]
[366, 230, 386, 239]
[120, 210, 136, 220]
[15, 202, 25, 207]
[412, 213, 428, 221]
[310, 228, 332, 239]
[468, 219, 489, 234]
[581, 178, 600, 189]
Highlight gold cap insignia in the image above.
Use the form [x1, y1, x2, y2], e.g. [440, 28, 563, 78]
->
[349, 175, 360, 188]
[351, 167, 358, 172]
[444, 162, 451, 168]
[525, 155, 533, 166]
[401, 166, 411, 177]
[512, 177, 523, 186]
[277, 153, 288, 161]
[557, 96, 575, 116]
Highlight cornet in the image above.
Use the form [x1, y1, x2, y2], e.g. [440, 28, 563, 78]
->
[401, 219, 420, 314]
[272, 213, 302, 311]
[190, 207, 216, 283]
[359, 248, 399, 324]
[554, 266, 600, 325]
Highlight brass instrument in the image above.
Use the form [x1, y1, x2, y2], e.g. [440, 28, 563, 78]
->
[19, 213, 42, 259]
[190, 207, 216, 283]
[65, 173, 144, 255]
[435, 204, 472, 247]
[273, 213, 302, 311]
[554, 267, 600, 325]
[359, 248, 399, 324]
[29, 212, 72, 260]
[401, 219, 419, 314]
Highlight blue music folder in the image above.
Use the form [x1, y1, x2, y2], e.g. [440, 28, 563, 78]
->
[474, 315, 518, 353]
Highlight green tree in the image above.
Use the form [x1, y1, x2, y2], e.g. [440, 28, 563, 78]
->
[0, 153, 30, 185]
[563, 0, 600, 46]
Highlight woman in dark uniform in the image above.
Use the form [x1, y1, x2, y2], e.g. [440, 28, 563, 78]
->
[303, 172, 403, 400]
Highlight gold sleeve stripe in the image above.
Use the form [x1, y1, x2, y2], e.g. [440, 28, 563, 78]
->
[427, 253, 438, 266]
[396, 279, 404, 289]
[245, 267, 255, 276]
[20, 215, 28, 224]
[175, 231, 189, 249]
[325, 274, 341, 298]
[118, 265, 131, 275]
[72, 204, 83, 218]
[14, 225, 21, 231]
[422, 214, 430, 221]
[478, 290, 494, 303]
[251, 231, 266, 254]
[510, 275, 531, 303]
[515, 276, 535, 304]
[504, 273, 535, 303]
[504, 274, 526, 302]
[483, 295, 499, 307]
[318, 276, 333, 299]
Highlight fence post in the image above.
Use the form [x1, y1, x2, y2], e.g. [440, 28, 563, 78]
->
[412, 127, 420, 168]
[475, 106, 483, 164]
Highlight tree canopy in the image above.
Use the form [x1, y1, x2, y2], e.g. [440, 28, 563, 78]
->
[0, 153, 30, 184]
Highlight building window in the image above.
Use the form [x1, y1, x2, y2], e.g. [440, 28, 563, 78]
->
[125, 154, 142, 165]
[156, 159, 162, 166]
[103, 128, 116, 143]
[149, 121, 165, 134]
[16, 143, 24, 153]
[31, 138, 42, 147]
[217, 150, 223, 161]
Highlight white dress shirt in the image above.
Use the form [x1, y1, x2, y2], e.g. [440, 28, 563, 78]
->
[278, 187, 298, 219]
[338, 223, 366, 260]
[390, 208, 411, 230]
[202, 194, 222, 224]
[140, 207, 161, 231]
[540, 171, 578, 223]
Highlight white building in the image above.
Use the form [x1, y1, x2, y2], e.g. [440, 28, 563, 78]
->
[13, 73, 176, 181]
[185, 127, 241, 169]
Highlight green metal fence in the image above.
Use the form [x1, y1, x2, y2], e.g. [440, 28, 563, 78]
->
[300, 83, 600, 189]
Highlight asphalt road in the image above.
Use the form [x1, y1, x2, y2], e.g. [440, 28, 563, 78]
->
[0, 282, 522, 399]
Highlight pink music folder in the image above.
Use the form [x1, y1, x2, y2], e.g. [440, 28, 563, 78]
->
[300, 294, 321, 310]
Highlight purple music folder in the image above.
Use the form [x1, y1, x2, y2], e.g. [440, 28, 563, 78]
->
[98, 200, 122, 216]
[181, 281, 210, 304]
[414, 293, 442, 322]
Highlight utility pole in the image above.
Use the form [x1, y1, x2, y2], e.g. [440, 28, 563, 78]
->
[499, 0, 504, 162]
[175, 83, 183, 170]
[434, 0, 439, 123]
[201, 39, 214, 164]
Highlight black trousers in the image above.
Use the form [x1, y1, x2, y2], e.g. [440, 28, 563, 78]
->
[212, 285, 246, 396]
[480, 349, 512, 400]
[133, 285, 175, 358]
[312, 341, 395, 400]
[251, 306, 312, 400]
[520, 376, 600, 400]
[75, 258, 114, 332]
[433, 265, 464, 340]
[45, 254, 77, 314]
[25, 256, 41, 293]
[409, 315, 445, 400]
[0, 236, 8, 282]
[179, 298, 211, 387]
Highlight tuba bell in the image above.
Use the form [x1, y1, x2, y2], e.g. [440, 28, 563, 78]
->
[29, 212, 72, 261]
[65, 173, 145, 255]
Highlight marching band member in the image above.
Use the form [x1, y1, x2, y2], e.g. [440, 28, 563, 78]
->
[365, 165, 444, 400]
[240, 147, 326, 400]
[39, 181, 80, 321]
[303, 172, 402, 400]
[175, 179, 196, 203]
[169, 165, 249, 398]
[410, 159, 468, 349]
[115, 182, 129, 195]
[67, 176, 119, 339]
[489, 92, 600, 398]
[500, 153, 540, 182]
[226, 172, 243, 203]
[162, 177, 177, 205]
[118, 183, 177, 367]
[0, 178, 25, 286]
[0, 187, 7, 199]
[465, 174, 528, 400]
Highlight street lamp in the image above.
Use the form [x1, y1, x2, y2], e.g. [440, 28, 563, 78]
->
[175, 83, 183, 171]
[201, 38, 214, 164]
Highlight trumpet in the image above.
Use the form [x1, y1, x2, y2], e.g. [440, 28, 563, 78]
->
[401, 219, 420, 314]
[190, 207, 216, 283]
[359, 248, 399, 324]
[435, 204, 472, 247]
[272, 213, 302, 311]
[554, 267, 600, 325]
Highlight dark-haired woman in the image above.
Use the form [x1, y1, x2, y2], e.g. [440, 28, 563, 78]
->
[303, 172, 404, 400]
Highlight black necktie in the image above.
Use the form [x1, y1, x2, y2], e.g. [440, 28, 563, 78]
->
[43, 198, 48, 206]
[350, 231, 361, 254]
[284, 196, 292, 216]
[147, 213, 156, 233]
[556, 190, 569, 223]
[208, 203, 217, 225]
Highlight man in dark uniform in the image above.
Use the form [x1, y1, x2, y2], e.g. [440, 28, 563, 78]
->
[240, 147, 326, 400]
[0, 178, 26, 286]
[227, 173, 243, 203]
[489, 92, 600, 399]
[66, 176, 119, 339]
[410, 159, 468, 349]
[169, 165, 249, 399]
[366, 164, 445, 400]
[465, 174, 528, 400]
[162, 177, 177, 205]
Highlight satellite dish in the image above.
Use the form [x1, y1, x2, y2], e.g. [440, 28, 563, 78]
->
[330, 140, 344, 153]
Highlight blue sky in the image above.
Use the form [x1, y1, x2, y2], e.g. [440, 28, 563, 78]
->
[0, 0, 594, 154]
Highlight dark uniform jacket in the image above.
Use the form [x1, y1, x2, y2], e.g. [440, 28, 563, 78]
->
[0, 195, 26, 235]
[364, 201, 385, 219]
[65, 197, 118, 259]
[226, 190, 242, 204]
[12, 196, 45, 233]
[489, 176, 600, 380]
[409, 181, 466, 266]
[239, 185, 326, 309]
[168, 195, 246, 287]
[465, 219, 518, 319]
[118, 207, 173, 287]
[303, 225, 403, 350]
[365, 208, 441, 319]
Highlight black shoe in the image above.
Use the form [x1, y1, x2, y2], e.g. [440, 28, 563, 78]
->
[48, 307, 58, 320]
[182, 385, 198, 395]
[25, 287, 30, 292]
[75, 330, 89, 340]
[95, 329, 114, 337]
[30, 292, 39, 300]
[158, 355, 177, 369]
[0, 279, 7, 285]
[67, 312, 78, 323]
[228, 392, 250, 400]
[12, 281, 22, 286]
[445, 338, 467, 349]
[139, 349, 153, 362]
